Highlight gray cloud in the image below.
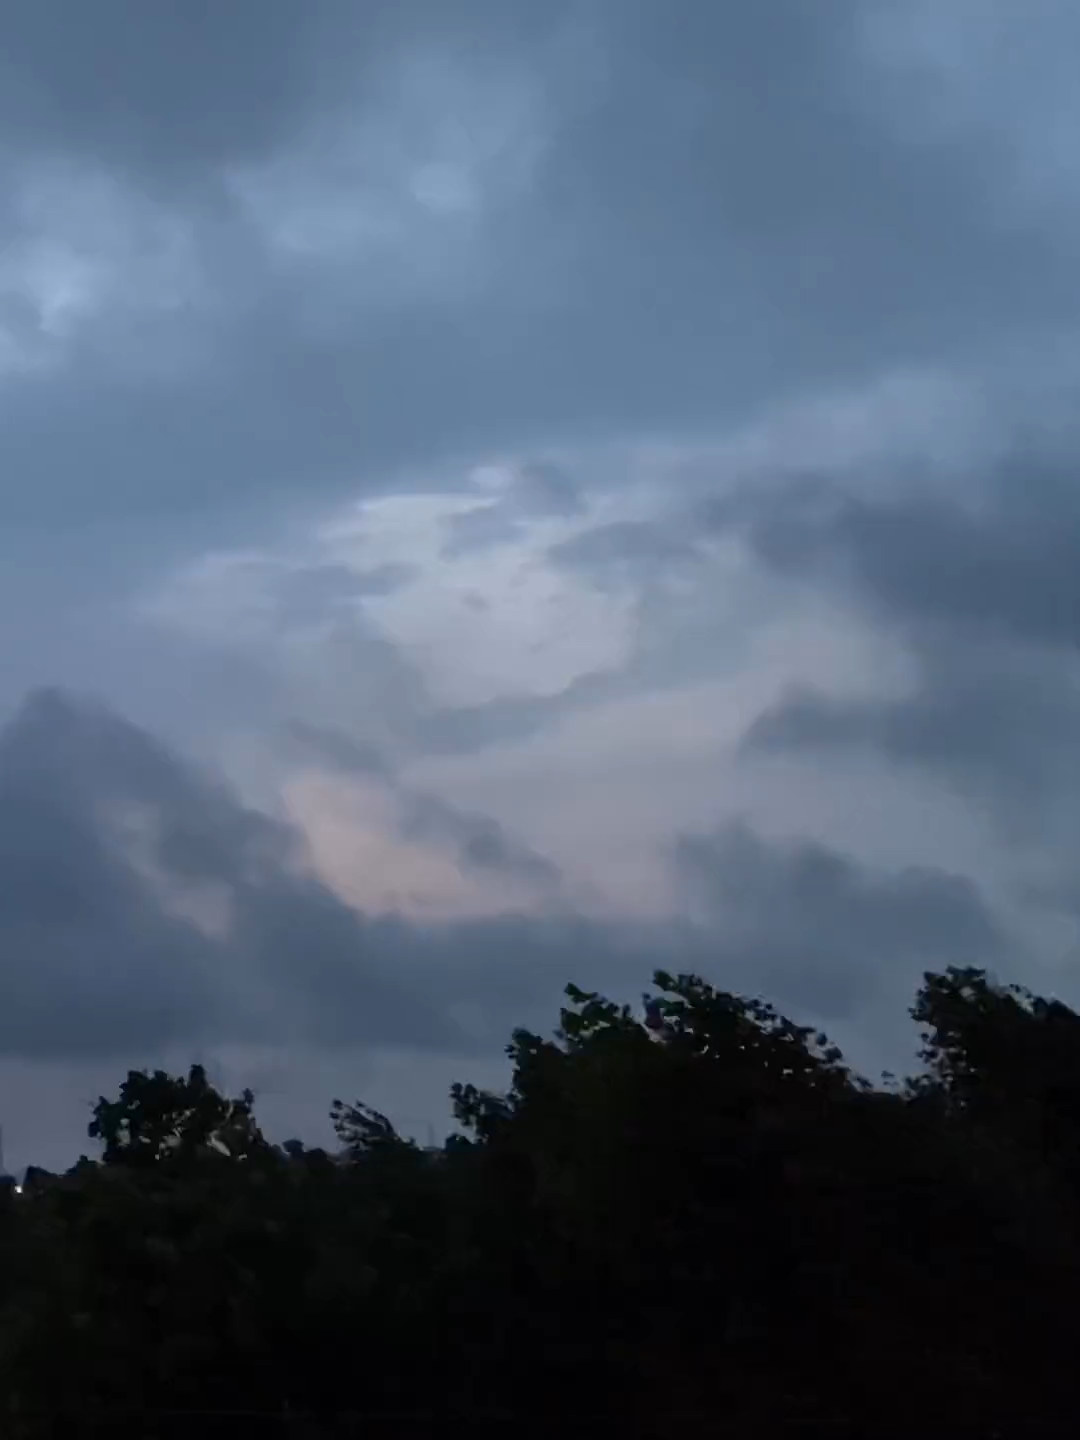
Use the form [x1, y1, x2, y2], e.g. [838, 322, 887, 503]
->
[717, 457, 1080, 649]
[275, 563, 416, 618]
[6, 0, 1080, 1158]
[413, 670, 622, 756]
[1, 0, 1074, 553]
[288, 720, 391, 780]
[673, 819, 1006, 1019]
[289, 720, 562, 893]
[0, 689, 453, 1057]
[549, 520, 704, 586]
[0, 1, 326, 182]
[441, 503, 527, 559]
[0, 691, 595, 1062]
[0, 691, 1008, 1072]
[745, 636, 1080, 822]
[440, 461, 586, 558]
[716, 447, 1080, 836]
[399, 792, 562, 893]
[513, 461, 585, 518]
[0, 0, 577, 185]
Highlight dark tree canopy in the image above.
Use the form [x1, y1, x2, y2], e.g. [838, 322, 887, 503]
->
[3, 966, 1080, 1435]
[88, 1063, 265, 1168]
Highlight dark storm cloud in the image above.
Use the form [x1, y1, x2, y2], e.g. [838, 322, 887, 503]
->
[531, 0, 1071, 393]
[0, 0, 581, 532]
[673, 820, 1006, 1017]
[0, 691, 578, 1059]
[4, 0, 1080, 1129]
[0, 691, 1008, 1063]
[717, 449, 1080, 824]
[0, 0, 1074, 545]
[745, 636, 1080, 820]
[0, 689, 453, 1057]
[718, 458, 1080, 649]
[0, 0, 322, 182]
[0, 0, 576, 183]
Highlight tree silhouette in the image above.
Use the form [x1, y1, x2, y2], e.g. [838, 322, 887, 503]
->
[2, 967, 1080, 1435]
[88, 1063, 265, 1167]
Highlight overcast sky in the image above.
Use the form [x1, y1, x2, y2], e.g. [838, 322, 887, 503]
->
[3, 0, 1080, 1171]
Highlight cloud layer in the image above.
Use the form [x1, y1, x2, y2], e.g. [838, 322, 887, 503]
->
[0, 690, 1011, 1074]
[4, 1, 1080, 1167]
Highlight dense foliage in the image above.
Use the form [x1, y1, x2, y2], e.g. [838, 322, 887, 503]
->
[3, 965, 1080, 1435]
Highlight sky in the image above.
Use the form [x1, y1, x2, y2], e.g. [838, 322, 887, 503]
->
[3, 0, 1080, 1171]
